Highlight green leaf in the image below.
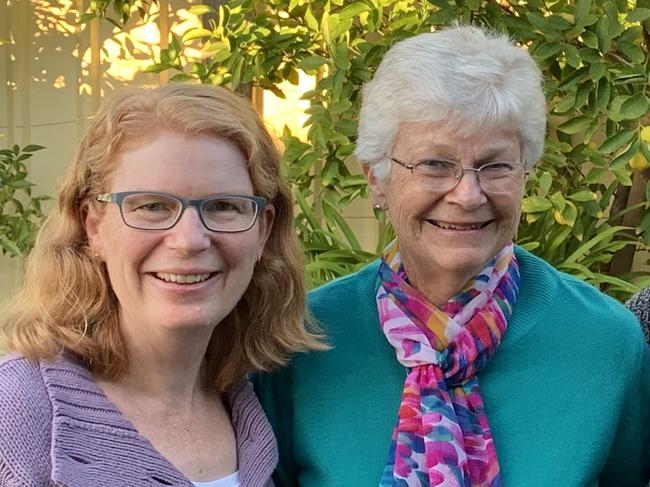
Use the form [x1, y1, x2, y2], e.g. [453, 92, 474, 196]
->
[568, 190, 597, 202]
[298, 55, 329, 71]
[617, 41, 645, 64]
[589, 63, 606, 81]
[322, 202, 361, 250]
[339, 2, 370, 20]
[554, 91, 576, 113]
[581, 31, 599, 49]
[596, 79, 611, 111]
[334, 119, 356, 137]
[598, 129, 636, 154]
[597, 16, 612, 52]
[0, 239, 21, 257]
[564, 45, 581, 68]
[557, 116, 592, 134]
[575, 0, 592, 22]
[205, 41, 231, 62]
[527, 12, 551, 33]
[332, 42, 350, 70]
[563, 226, 631, 264]
[538, 171, 553, 195]
[22, 144, 45, 152]
[534, 42, 562, 61]
[9, 180, 34, 189]
[169, 73, 193, 82]
[522, 196, 553, 213]
[305, 5, 319, 31]
[188, 5, 214, 15]
[183, 28, 213, 42]
[627, 8, 650, 22]
[321, 159, 339, 186]
[620, 93, 649, 120]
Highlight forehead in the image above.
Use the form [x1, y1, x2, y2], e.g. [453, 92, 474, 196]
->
[108, 131, 253, 195]
[393, 121, 521, 160]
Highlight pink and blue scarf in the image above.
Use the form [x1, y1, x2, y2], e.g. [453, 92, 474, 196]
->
[377, 241, 520, 487]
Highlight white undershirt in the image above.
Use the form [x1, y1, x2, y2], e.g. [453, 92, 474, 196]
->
[192, 471, 240, 487]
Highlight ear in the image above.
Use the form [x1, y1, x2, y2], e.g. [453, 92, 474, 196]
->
[83, 204, 104, 259]
[256, 203, 275, 252]
[363, 163, 388, 209]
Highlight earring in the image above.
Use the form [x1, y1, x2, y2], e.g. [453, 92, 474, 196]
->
[373, 204, 384, 211]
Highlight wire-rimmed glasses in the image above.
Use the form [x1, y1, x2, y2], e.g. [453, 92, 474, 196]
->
[385, 155, 529, 195]
[96, 191, 268, 233]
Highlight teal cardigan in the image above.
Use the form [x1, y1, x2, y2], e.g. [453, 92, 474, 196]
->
[255, 247, 650, 486]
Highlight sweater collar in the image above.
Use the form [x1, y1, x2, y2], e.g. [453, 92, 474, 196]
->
[40, 356, 276, 487]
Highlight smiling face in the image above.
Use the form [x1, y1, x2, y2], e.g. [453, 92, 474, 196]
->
[367, 121, 525, 304]
[85, 130, 273, 342]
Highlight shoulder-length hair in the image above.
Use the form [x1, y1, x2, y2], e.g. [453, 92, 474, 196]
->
[0, 83, 324, 391]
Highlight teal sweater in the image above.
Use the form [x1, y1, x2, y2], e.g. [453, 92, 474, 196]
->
[255, 248, 650, 486]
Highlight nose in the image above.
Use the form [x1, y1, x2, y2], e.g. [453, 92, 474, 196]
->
[165, 207, 211, 255]
[444, 168, 488, 209]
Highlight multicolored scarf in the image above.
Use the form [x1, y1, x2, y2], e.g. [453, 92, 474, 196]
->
[377, 241, 520, 487]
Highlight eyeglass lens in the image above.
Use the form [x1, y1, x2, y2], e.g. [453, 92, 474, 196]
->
[415, 160, 525, 194]
[120, 193, 259, 231]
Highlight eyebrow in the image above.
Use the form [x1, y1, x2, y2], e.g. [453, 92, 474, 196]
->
[412, 144, 519, 162]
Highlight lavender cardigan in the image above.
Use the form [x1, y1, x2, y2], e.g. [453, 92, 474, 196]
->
[0, 354, 276, 487]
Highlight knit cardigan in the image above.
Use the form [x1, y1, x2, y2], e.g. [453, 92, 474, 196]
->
[255, 246, 650, 486]
[626, 286, 650, 343]
[0, 354, 276, 487]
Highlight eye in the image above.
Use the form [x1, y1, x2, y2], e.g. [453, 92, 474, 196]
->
[480, 162, 517, 174]
[203, 198, 253, 214]
[416, 159, 457, 176]
[123, 194, 177, 213]
[136, 202, 169, 212]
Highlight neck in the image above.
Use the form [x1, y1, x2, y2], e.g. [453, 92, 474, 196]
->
[105, 324, 215, 405]
[400, 257, 478, 307]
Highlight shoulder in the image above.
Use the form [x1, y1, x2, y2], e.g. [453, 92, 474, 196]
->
[308, 261, 379, 316]
[0, 354, 51, 415]
[0, 355, 52, 485]
[514, 247, 643, 354]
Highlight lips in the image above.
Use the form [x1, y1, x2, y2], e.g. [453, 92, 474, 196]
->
[154, 272, 214, 284]
[427, 219, 493, 230]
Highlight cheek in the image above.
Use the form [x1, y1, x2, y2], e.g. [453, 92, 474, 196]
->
[218, 235, 262, 269]
[385, 179, 424, 225]
[496, 197, 523, 235]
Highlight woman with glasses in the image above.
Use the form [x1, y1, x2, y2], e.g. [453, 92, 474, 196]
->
[0, 83, 322, 486]
[255, 26, 650, 486]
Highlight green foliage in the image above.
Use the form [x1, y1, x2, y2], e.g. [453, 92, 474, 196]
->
[80, 0, 156, 27]
[0, 145, 49, 257]
[97, 0, 650, 298]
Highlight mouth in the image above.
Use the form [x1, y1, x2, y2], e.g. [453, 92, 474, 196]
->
[427, 219, 493, 231]
[153, 272, 216, 285]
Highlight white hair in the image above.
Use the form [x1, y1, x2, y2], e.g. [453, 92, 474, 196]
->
[355, 25, 546, 179]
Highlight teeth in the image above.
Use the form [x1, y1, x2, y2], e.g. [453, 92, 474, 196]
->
[155, 272, 211, 284]
[434, 221, 484, 230]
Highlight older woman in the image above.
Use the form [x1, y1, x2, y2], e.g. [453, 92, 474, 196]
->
[255, 26, 650, 486]
[0, 83, 322, 486]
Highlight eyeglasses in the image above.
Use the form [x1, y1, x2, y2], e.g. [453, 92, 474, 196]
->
[96, 191, 267, 233]
[385, 155, 529, 195]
